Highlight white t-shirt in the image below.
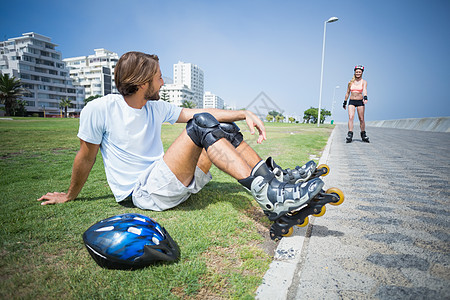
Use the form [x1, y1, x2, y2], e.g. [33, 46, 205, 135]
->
[77, 94, 182, 202]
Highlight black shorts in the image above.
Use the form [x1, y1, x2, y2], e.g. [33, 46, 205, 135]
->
[349, 100, 364, 107]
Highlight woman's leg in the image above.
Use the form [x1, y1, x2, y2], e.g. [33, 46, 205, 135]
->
[348, 105, 356, 131]
[357, 105, 366, 131]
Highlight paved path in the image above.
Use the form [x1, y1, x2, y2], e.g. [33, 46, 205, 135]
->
[257, 124, 450, 299]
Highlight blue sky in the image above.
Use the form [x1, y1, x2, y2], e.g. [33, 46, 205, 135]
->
[1, 0, 449, 122]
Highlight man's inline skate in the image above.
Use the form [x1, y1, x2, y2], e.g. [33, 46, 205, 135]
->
[239, 160, 344, 241]
[265, 156, 330, 184]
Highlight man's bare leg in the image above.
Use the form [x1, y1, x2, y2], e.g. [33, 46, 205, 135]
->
[164, 130, 253, 187]
[164, 130, 203, 186]
[235, 141, 262, 168]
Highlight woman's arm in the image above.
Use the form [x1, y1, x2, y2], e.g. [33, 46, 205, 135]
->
[343, 84, 351, 109]
[363, 80, 368, 104]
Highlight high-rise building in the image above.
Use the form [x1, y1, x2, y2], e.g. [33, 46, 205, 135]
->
[203, 91, 224, 109]
[173, 61, 204, 108]
[0, 32, 84, 116]
[63, 48, 119, 97]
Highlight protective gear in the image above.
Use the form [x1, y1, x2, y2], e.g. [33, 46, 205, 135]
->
[266, 157, 317, 184]
[186, 113, 243, 150]
[239, 160, 324, 221]
[354, 65, 364, 72]
[218, 122, 244, 148]
[83, 213, 180, 270]
[343, 100, 347, 109]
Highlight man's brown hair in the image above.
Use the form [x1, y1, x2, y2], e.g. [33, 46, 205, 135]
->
[115, 52, 159, 96]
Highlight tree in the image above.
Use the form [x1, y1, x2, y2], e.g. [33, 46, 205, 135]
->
[268, 110, 283, 118]
[266, 115, 274, 122]
[0, 74, 26, 116]
[267, 110, 285, 122]
[160, 90, 170, 102]
[320, 108, 331, 124]
[276, 115, 285, 123]
[303, 107, 331, 124]
[288, 117, 296, 123]
[84, 95, 102, 105]
[303, 107, 317, 124]
[12, 99, 27, 117]
[59, 98, 72, 118]
[181, 100, 196, 108]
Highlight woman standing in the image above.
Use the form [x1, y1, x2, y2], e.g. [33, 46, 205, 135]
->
[343, 65, 369, 143]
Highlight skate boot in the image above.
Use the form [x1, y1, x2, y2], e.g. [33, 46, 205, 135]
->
[265, 157, 330, 184]
[361, 131, 370, 143]
[238, 160, 325, 221]
[346, 131, 353, 143]
[269, 186, 344, 240]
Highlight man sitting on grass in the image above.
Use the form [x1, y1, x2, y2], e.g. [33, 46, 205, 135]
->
[38, 51, 324, 221]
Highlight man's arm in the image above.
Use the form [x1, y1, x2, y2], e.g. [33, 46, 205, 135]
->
[177, 108, 267, 144]
[38, 139, 100, 205]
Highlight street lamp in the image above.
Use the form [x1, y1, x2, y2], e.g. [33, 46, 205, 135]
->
[317, 16, 339, 127]
[330, 85, 340, 124]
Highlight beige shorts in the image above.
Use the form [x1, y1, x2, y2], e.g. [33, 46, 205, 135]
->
[132, 158, 212, 211]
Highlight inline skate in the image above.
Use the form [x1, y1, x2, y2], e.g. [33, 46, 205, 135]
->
[361, 131, 370, 143]
[265, 157, 330, 184]
[239, 160, 344, 241]
[269, 187, 344, 241]
[346, 131, 353, 143]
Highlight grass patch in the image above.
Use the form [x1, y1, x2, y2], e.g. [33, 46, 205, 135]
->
[0, 117, 333, 299]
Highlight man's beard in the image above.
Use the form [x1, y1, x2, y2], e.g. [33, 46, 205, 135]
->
[144, 85, 160, 101]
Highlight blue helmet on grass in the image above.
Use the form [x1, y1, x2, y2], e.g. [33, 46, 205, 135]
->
[83, 213, 180, 270]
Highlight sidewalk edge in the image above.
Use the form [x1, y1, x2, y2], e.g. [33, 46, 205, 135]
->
[255, 126, 336, 300]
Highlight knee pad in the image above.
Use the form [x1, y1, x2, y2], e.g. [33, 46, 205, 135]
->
[186, 113, 244, 150]
[219, 122, 243, 148]
[186, 113, 225, 150]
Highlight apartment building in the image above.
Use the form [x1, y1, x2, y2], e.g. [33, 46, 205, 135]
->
[63, 48, 119, 97]
[159, 83, 194, 107]
[203, 91, 224, 109]
[173, 61, 204, 108]
[0, 32, 84, 116]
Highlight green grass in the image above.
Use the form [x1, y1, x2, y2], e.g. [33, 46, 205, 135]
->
[0, 117, 333, 299]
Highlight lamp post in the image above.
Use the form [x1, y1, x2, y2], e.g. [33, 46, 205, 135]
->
[317, 16, 339, 127]
[331, 85, 340, 124]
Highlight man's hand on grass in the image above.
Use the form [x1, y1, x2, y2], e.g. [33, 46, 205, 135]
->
[38, 192, 71, 205]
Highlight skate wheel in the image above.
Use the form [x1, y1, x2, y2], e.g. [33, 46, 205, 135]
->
[282, 227, 294, 237]
[296, 216, 309, 227]
[317, 164, 330, 176]
[313, 205, 326, 217]
[326, 188, 344, 206]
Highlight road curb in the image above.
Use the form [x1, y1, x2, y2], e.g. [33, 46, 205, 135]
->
[255, 127, 336, 299]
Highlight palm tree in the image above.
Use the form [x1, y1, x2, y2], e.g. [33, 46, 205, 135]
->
[59, 98, 72, 118]
[0, 74, 25, 116]
[181, 100, 196, 108]
[160, 90, 170, 102]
